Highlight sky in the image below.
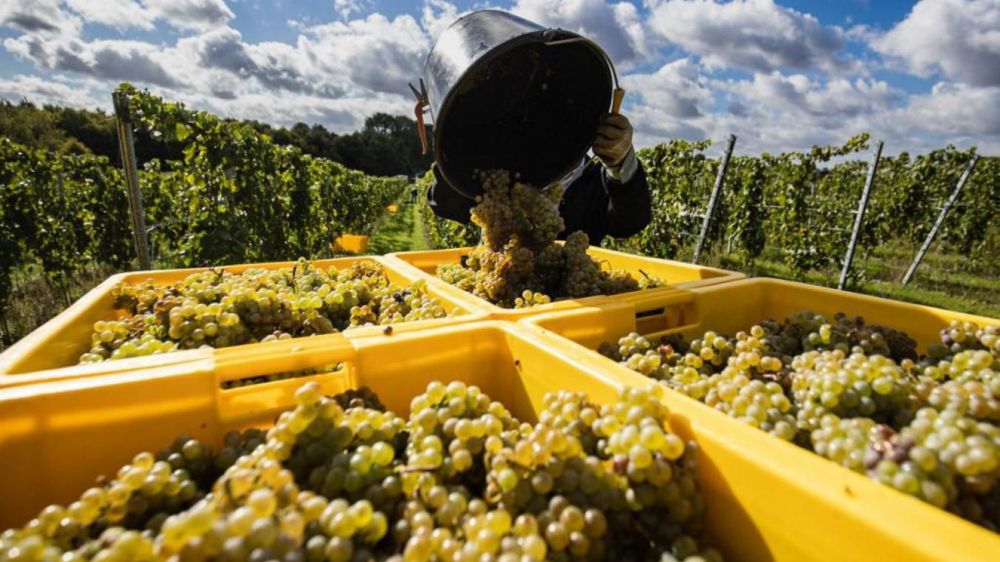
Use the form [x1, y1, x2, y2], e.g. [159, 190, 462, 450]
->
[0, 0, 998, 154]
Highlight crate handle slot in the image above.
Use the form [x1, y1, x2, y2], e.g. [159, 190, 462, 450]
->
[629, 289, 698, 334]
[630, 290, 695, 316]
[635, 308, 665, 319]
[212, 334, 358, 424]
[214, 333, 357, 386]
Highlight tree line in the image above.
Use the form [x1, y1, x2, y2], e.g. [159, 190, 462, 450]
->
[0, 99, 431, 177]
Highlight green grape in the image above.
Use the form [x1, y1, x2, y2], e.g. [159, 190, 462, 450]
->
[436, 170, 655, 308]
[1, 381, 721, 561]
[80, 261, 452, 382]
[602, 311, 1000, 531]
[791, 350, 912, 431]
[80, 259, 447, 368]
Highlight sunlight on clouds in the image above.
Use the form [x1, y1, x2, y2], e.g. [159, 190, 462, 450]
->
[0, 0, 997, 152]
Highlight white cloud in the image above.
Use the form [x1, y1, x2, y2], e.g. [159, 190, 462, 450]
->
[873, 0, 1000, 86]
[0, 0, 997, 154]
[0, 0, 81, 36]
[332, 0, 370, 20]
[621, 59, 917, 153]
[175, 28, 344, 97]
[65, 0, 153, 30]
[648, 0, 849, 72]
[730, 72, 901, 118]
[511, 0, 654, 67]
[902, 82, 1000, 136]
[3, 0, 234, 34]
[143, 0, 234, 31]
[0, 74, 103, 108]
[4, 34, 181, 87]
[421, 0, 463, 40]
[623, 58, 711, 119]
[300, 13, 429, 96]
[1, 4, 430, 134]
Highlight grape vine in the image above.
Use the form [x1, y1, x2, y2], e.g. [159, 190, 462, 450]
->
[0, 84, 406, 346]
[600, 135, 998, 278]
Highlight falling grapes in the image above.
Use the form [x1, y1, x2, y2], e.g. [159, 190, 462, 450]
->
[78, 259, 450, 372]
[605, 313, 1000, 531]
[435, 170, 662, 308]
[0, 382, 720, 561]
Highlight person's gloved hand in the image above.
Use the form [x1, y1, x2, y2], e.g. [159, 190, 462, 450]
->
[593, 113, 634, 169]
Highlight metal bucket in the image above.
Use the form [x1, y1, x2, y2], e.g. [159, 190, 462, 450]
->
[421, 10, 617, 197]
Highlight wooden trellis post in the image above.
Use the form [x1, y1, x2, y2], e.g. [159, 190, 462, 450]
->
[112, 91, 152, 271]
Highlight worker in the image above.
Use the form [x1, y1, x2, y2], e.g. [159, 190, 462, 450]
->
[410, 185, 418, 204]
[426, 112, 651, 245]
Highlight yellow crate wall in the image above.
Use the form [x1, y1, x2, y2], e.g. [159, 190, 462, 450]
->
[526, 277, 998, 352]
[333, 234, 369, 253]
[522, 277, 1000, 560]
[0, 324, 622, 530]
[385, 245, 744, 320]
[0, 256, 483, 382]
[2, 321, 997, 560]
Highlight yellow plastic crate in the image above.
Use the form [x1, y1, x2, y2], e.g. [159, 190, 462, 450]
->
[0, 256, 483, 384]
[522, 277, 1000, 559]
[332, 234, 369, 254]
[0, 324, 621, 532]
[0, 321, 993, 560]
[386, 246, 743, 320]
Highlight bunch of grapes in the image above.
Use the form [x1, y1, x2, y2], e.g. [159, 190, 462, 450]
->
[605, 312, 1000, 529]
[78, 260, 450, 372]
[0, 382, 720, 561]
[436, 170, 661, 308]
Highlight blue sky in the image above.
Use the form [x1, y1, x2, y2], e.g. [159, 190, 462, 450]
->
[1, 1, 998, 154]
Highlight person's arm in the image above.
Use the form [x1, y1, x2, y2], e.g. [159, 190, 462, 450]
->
[601, 151, 651, 237]
[426, 164, 475, 223]
[592, 114, 651, 238]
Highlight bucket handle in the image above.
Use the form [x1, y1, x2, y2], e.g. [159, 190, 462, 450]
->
[543, 36, 625, 114]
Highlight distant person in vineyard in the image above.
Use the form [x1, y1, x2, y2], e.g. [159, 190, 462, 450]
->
[427, 112, 651, 245]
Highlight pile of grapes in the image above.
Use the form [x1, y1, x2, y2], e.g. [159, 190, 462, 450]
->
[79, 260, 448, 364]
[0, 382, 722, 562]
[436, 171, 660, 309]
[601, 313, 1000, 530]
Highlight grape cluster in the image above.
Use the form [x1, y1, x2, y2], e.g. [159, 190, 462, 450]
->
[1, 382, 720, 561]
[79, 260, 450, 371]
[606, 313, 1000, 529]
[435, 170, 661, 308]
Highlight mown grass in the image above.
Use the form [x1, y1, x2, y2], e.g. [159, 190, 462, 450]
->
[715, 244, 1000, 318]
[368, 195, 428, 255]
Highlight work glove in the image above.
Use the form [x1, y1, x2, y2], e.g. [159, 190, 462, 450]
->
[593, 113, 637, 182]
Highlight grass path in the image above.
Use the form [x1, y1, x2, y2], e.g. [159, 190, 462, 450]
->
[369, 194, 428, 255]
[716, 251, 1000, 318]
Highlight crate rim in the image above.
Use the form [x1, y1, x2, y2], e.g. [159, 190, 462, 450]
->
[0, 255, 486, 382]
[384, 246, 745, 320]
[516, 276, 1000, 551]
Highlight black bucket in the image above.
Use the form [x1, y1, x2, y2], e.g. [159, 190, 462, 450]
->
[421, 10, 617, 197]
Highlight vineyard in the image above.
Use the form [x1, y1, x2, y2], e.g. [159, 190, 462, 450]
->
[2, 84, 999, 347]
[2, 86, 1000, 562]
[419, 136, 1000, 313]
[0, 85, 405, 346]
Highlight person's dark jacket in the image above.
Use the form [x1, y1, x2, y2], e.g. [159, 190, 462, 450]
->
[426, 159, 651, 245]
